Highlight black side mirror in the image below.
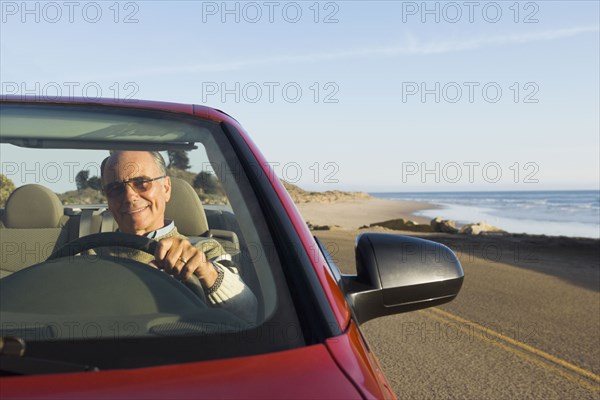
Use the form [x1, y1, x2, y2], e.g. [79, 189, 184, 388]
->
[342, 233, 464, 325]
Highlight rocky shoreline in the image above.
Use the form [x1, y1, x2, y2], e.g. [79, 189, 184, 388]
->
[290, 184, 597, 239]
[309, 217, 507, 236]
[364, 217, 508, 236]
[288, 182, 509, 236]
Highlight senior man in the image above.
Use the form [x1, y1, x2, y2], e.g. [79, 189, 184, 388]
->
[100, 150, 257, 324]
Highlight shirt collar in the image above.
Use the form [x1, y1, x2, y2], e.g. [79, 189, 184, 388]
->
[145, 219, 175, 239]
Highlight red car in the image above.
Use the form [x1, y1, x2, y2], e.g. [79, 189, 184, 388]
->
[0, 97, 464, 399]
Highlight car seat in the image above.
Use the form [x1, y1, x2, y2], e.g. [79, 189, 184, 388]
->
[0, 184, 70, 276]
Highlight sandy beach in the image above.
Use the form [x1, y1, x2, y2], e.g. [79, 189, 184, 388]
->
[296, 198, 438, 230]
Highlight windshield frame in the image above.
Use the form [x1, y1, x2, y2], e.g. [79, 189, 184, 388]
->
[0, 100, 334, 371]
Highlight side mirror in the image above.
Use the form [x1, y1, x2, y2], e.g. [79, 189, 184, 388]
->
[342, 233, 464, 325]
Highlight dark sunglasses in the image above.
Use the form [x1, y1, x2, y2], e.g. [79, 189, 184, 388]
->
[103, 175, 166, 199]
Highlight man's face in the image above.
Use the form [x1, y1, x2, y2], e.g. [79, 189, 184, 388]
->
[102, 151, 171, 235]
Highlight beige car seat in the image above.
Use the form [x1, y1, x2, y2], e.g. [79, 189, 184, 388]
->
[0, 184, 70, 276]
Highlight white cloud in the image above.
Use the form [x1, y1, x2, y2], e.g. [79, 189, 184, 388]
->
[115, 25, 599, 77]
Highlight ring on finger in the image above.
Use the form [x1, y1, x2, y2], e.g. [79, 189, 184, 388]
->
[178, 256, 188, 264]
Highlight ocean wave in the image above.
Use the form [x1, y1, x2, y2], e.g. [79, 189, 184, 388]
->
[371, 190, 600, 238]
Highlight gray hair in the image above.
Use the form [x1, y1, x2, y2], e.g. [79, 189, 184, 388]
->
[101, 151, 167, 183]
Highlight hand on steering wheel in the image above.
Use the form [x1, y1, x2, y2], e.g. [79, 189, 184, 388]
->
[48, 232, 207, 303]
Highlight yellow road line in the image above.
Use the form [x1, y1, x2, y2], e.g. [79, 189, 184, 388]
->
[423, 310, 600, 393]
[427, 307, 600, 384]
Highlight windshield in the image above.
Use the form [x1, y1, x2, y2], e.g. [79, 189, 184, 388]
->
[0, 102, 304, 372]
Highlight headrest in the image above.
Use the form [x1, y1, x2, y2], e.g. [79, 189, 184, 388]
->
[4, 184, 64, 228]
[165, 177, 209, 236]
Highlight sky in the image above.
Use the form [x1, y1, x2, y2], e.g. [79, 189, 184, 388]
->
[1, 0, 599, 192]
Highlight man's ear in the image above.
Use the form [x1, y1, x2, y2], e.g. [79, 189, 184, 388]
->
[163, 176, 172, 202]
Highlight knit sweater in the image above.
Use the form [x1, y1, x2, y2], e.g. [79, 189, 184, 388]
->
[98, 227, 258, 324]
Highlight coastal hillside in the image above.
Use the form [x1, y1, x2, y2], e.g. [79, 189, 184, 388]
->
[0, 173, 365, 207]
[281, 180, 371, 203]
[56, 178, 369, 205]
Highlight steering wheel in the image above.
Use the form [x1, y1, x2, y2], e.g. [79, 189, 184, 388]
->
[49, 232, 207, 303]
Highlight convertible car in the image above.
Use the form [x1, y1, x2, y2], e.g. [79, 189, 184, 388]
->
[0, 97, 464, 399]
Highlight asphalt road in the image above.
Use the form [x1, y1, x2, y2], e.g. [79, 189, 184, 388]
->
[313, 230, 600, 399]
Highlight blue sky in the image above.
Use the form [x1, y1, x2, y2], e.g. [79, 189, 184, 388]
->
[1, 0, 599, 192]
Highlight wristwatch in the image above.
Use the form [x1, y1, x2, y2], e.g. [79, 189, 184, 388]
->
[205, 262, 225, 295]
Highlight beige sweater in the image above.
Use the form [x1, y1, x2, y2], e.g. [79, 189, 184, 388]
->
[99, 228, 258, 324]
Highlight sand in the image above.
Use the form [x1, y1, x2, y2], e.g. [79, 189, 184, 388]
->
[296, 198, 438, 230]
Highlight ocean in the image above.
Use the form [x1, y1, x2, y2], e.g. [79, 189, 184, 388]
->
[370, 190, 600, 239]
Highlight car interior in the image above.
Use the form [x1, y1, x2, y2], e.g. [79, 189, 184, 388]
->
[0, 168, 273, 328]
[0, 178, 242, 276]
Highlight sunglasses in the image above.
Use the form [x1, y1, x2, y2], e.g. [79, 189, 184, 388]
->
[103, 175, 166, 199]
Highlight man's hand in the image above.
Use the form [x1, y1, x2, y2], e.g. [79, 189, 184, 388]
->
[152, 237, 219, 289]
